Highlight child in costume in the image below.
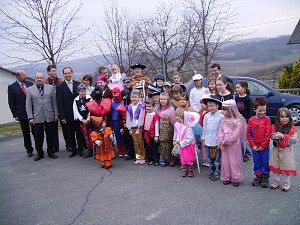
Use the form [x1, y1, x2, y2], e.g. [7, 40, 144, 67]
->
[207, 76, 217, 96]
[73, 84, 93, 158]
[158, 114, 174, 167]
[219, 100, 245, 187]
[108, 64, 124, 91]
[125, 90, 146, 165]
[269, 107, 298, 191]
[247, 97, 272, 188]
[170, 84, 183, 109]
[111, 87, 128, 158]
[90, 116, 115, 169]
[201, 96, 223, 181]
[143, 98, 160, 166]
[235, 80, 253, 162]
[157, 92, 175, 125]
[174, 111, 199, 177]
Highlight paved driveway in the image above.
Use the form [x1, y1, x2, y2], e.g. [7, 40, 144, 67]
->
[0, 132, 299, 225]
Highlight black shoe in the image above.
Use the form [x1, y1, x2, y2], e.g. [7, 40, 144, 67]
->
[69, 152, 77, 158]
[252, 175, 262, 186]
[34, 155, 44, 161]
[48, 153, 58, 159]
[125, 155, 134, 161]
[53, 149, 59, 153]
[66, 146, 72, 152]
[27, 152, 33, 157]
[261, 174, 270, 188]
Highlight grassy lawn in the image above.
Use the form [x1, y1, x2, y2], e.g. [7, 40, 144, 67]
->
[0, 122, 22, 135]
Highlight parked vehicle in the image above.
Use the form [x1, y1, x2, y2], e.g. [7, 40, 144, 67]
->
[186, 76, 300, 125]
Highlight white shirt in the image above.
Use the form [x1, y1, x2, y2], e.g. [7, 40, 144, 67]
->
[202, 110, 223, 147]
[190, 87, 209, 111]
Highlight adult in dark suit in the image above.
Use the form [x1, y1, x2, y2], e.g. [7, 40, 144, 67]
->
[26, 72, 59, 161]
[45, 65, 63, 153]
[210, 63, 234, 86]
[7, 70, 34, 157]
[56, 67, 83, 157]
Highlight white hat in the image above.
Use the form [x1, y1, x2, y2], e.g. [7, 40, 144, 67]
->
[222, 99, 236, 107]
[184, 111, 200, 127]
[192, 74, 203, 81]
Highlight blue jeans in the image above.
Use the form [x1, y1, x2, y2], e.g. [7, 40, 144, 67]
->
[242, 141, 252, 157]
[252, 147, 270, 175]
[206, 146, 221, 177]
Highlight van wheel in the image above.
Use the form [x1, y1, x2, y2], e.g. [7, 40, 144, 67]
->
[288, 104, 300, 126]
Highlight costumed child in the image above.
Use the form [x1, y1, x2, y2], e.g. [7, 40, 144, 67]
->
[201, 96, 223, 181]
[218, 99, 246, 187]
[153, 73, 164, 92]
[235, 80, 252, 162]
[163, 82, 172, 97]
[73, 84, 93, 158]
[86, 86, 115, 169]
[143, 98, 160, 166]
[247, 97, 272, 188]
[108, 64, 124, 91]
[121, 77, 135, 160]
[90, 116, 115, 169]
[157, 92, 175, 124]
[269, 107, 298, 191]
[125, 90, 146, 165]
[199, 94, 210, 167]
[158, 114, 174, 167]
[174, 111, 200, 177]
[111, 87, 128, 158]
[189, 74, 209, 112]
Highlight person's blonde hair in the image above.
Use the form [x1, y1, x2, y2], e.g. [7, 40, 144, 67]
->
[158, 92, 172, 110]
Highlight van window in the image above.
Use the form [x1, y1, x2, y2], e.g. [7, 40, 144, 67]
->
[247, 80, 270, 95]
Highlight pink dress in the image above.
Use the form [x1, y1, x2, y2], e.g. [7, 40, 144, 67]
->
[179, 124, 196, 165]
[218, 117, 244, 183]
[157, 106, 175, 124]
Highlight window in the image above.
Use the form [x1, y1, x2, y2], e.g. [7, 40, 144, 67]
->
[247, 80, 270, 95]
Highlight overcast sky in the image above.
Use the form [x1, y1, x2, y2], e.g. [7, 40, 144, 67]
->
[0, 0, 299, 66]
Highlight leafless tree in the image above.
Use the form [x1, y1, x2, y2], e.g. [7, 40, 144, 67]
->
[92, 1, 140, 74]
[186, 0, 243, 76]
[135, 3, 201, 80]
[0, 0, 89, 67]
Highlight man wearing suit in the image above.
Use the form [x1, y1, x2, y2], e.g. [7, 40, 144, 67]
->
[56, 67, 83, 157]
[26, 72, 59, 161]
[7, 70, 34, 157]
[45, 65, 63, 153]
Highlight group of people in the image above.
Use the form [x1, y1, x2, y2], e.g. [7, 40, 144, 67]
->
[7, 63, 297, 191]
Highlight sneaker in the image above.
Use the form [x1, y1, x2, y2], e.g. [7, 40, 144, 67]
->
[153, 162, 159, 166]
[139, 159, 146, 165]
[134, 160, 140, 165]
[208, 174, 213, 180]
[118, 155, 123, 158]
[270, 179, 280, 189]
[161, 162, 167, 167]
[124, 154, 128, 157]
[169, 160, 175, 167]
[211, 175, 220, 181]
[148, 161, 154, 165]
[282, 181, 290, 191]
[202, 162, 210, 167]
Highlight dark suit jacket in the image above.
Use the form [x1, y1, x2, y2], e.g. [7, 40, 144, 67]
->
[56, 80, 80, 121]
[7, 80, 33, 120]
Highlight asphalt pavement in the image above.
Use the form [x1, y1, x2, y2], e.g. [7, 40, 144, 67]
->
[0, 132, 299, 225]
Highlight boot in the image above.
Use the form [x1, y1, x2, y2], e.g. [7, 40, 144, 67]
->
[182, 164, 188, 177]
[261, 174, 270, 188]
[188, 165, 194, 177]
[252, 175, 262, 186]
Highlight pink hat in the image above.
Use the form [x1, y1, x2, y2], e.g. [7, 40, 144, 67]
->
[97, 76, 107, 82]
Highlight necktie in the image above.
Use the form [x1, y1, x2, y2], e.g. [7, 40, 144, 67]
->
[39, 87, 44, 96]
[68, 82, 73, 93]
[21, 83, 26, 95]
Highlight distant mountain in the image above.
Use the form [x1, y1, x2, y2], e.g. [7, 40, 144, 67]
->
[9, 35, 299, 80]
